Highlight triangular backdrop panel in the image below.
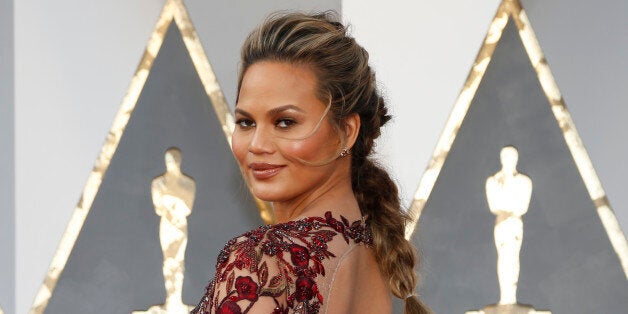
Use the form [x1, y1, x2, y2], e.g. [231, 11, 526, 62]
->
[42, 22, 262, 313]
[412, 18, 628, 313]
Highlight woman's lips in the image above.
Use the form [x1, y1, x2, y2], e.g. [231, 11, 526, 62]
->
[248, 162, 286, 180]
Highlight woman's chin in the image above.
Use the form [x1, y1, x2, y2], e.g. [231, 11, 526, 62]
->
[251, 186, 291, 203]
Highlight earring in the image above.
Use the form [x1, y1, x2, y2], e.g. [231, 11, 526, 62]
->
[339, 147, 349, 158]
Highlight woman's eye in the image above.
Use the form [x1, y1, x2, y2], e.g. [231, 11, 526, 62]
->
[275, 119, 296, 129]
[235, 119, 255, 129]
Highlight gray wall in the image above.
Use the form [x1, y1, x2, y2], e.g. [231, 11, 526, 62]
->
[345, 0, 628, 241]
[521, 0, 628, 236]
[13, 1, 339, 313]
[14, 3, 164, 313]
[414, 20, 628, 313]
[0, 0, 15, 313]
[343, 0, 505, 211]
[345, 0, 628, 312]
[43, 24, 265, 312]
[9, 0, 628, 313]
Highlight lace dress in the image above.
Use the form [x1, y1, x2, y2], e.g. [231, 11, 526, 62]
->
[191, 211, 373, 314]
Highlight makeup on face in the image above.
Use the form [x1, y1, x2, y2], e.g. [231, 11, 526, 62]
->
[231, 61, 343, 202]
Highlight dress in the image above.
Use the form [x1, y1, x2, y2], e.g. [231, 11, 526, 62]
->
[191, 211, 373, 314]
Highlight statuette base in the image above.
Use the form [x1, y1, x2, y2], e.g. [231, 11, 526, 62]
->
[466, 303, 551, 314]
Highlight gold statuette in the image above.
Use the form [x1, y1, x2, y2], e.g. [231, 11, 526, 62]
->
[133, 147, 195, 313]
[467, 146, 550, 314]
[487, 146, 531, 306]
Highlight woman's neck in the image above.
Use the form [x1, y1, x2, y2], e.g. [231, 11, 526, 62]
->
[272, 171, 360, 223]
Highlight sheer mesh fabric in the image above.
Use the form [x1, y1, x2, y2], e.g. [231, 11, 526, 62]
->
[191, 212, 373, 314]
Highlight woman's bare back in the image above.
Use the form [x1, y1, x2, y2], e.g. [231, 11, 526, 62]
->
[191, 211, 390, 313]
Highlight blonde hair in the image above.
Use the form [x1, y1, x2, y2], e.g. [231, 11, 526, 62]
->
[238, 12, 431, 314]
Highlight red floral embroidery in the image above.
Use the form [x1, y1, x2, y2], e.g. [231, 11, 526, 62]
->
[216, 301, 242, 314]
[288, 244, 310, 268]
[294, 277, 315, 302]
[191, 211, 372, 314]
[235, 276, 259, 301]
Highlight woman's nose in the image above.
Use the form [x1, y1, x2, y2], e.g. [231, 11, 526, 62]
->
[248, 126, 275, 154]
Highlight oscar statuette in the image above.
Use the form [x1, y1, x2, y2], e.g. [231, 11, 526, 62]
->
[466, 146, 550, 314]
[133, 148, 196, 314]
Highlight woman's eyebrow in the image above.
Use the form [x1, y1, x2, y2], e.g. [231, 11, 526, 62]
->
[235, 104, 305, 117]
[234, 108, 252, 117]
[267, 104, 305, 116]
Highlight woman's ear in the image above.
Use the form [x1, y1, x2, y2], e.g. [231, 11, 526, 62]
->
[342, 113, 361, 149]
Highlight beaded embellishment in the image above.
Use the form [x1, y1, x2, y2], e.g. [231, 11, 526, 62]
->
[192, 211, 372, 314]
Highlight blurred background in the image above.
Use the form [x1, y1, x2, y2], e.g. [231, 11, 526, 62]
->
[1, 0, 626, 313]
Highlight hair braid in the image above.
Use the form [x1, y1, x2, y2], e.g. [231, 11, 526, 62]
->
[350, 94, 431, 314]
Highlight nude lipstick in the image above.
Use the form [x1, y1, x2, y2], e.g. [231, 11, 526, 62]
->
[248, 162, 285, 180]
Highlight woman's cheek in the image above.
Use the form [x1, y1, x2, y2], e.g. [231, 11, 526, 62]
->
[231, 134, 248, 165]
[279, 140, 318, 161]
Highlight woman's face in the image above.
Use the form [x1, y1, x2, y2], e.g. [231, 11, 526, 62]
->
[232, 61, 343, 202]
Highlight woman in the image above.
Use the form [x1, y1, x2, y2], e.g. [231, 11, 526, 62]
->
[192, 12, 430, 314]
